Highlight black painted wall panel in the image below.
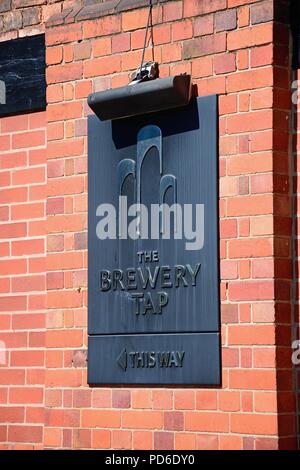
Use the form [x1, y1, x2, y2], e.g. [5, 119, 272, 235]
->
[0, 34, 46, 117]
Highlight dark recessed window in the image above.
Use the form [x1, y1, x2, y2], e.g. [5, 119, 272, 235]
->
[0, 34, 46, 117]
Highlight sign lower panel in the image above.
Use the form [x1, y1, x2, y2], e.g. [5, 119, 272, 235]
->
[88, 333, 220, 385]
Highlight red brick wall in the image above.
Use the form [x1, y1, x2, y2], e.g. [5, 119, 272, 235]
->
[0, 112, 46, 449]
[0, 0, 299, 450]
[0, 0, 82, 41]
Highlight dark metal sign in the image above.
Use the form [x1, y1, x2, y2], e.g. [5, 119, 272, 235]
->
[88, 96, 220, 385]
[0, 34, 46, 117]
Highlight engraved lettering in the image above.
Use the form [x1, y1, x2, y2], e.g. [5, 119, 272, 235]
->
[186, 263, 201, 286]
[161, 266, 172, 288]
[100, 270, 111, 291]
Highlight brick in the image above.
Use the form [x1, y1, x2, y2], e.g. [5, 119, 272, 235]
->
[0, 407, 25, 423]
[161, 43, 182, 63]
[92, 37, 111, 57]
[12, 239, 44, 256]
[11, 203, 44, 220]
[10, 388, 43, 404]
[191, 56, 213, 78]
[220, 435, 242, 450]
[132, 430, 152, 449]
[154, 432, 174, 450]
[184, 0, 227, 17]
[183, 33, 226, 59]
[12, 275, 45, 293]
[0, 174, 10, 192]
[0, 222, 27, 239]
[0, 151, 27, 169]
[47, 252, 83, 271]
[230, 369, 277, 390]
[0, 241, 9, 257]
[256, 438, 278, 450]
[92, 429, 110, 449]
[84, 56, 121, 78]
[111, 430, 131, 450]
[219, 94, 237, 115]
[47, 175, 84, 197]
[238, 5, 250, 27]
[12, 129, 44, 149]
[227, 68, 273, 93]
[251, 0, 274, 24]
[44, 428, 61, 447]
[12, 167, 44, 186]
[122, 411, 163, 429]
[0, 135, 10, 151]
[47, 290, 83, 309]
[219, 391, 240, 411]
[0, 369, 25, 385]
[196, 434, 219, 450]
[112, 33, 130, 53]
[46, 23, 82, 46]
[152, 390, 173, 409]
[1, 114, 28, 132]
[251, 44, 273, 67]
[227, 194, 273, 216]
[164, 411, 184, 430]
[2, 10, 22, 31]
[45, 409, 80, 427]
[175, 433, 196, 450]
[221, 260, 238, 279]
[83, 15, 121, 38]
[196, 76, 226, 95]
[186, 412, 229, 432]
[227, 24, 272, 50]
[29, 111, 46, 130]
[221, 304, 239, 323]
[47, 63, 83, 84]
[47, 139, 84, 159]
[22, 6, 40, 27]
[174, 390, 195, 410]
[214, 52, 236, 74]
[172, 20, 192, 41]
[112, 390, 131, 409]
[46, 369, 82, 388]
[196, 391, 217, 410]
[82, 410, 121, 428]
[227, 152, 272, 175]
[63, 44, 74, 64]
[12, 0, 45, 6]
[215, 9, 237, 32]
[253, 348, 276, 368]
[163, 1, 182, 22]
[0, 206, 9, 222]
[11, 350, 44, 366]
[152, 23, 171, 44]
[228, 325, 275, 345]
[231, 414, 277, 435]
[0, 0, 11, 13]
[73, 390, 91, 408]
[46, 271, 64, 290]
[220, 136, 237, 155]
[194, 14, 214, 36]
[46, 330, 82, 348]
[227, 110, 272, 133]
[251, 131, 273, 152]
[122, 8, 149, 31]
[229, 280, 274, 300]
[46, 46, 63, 65]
